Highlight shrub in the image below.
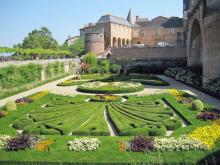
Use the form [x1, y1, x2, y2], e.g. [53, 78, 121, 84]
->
[0, 64, 41, 88]
[82, 52, 97, 67]
[110, 64, 121, 74]
[5, 134, 37, 151]
[192, 100, 204, 111]
[68, 138, 100, 151]
[5, 101, 17, 111]
[128, 136, 154, 152]
[99, 60, 110, 74]
[203, 77, 220, 94]
[165, 67, 202, 87]
[0, 135, 11, 149]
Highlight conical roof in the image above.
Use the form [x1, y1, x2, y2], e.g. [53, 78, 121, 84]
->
[127, 9, 135, 25]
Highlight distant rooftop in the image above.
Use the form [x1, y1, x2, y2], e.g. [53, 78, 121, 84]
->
[97, 14, 131, 27]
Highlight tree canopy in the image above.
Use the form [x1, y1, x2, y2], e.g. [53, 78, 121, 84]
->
[61, 37, 84, 56]
[15, 27, 58, 49]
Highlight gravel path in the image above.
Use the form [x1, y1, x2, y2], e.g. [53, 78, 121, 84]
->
[0, 74, 76, 107]
[157, 75, 220, 110]
[104, 106, 118, 136]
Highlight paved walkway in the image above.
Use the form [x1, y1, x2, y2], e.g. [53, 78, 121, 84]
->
[0, 75, 76, 107]
[1, 74, 220, 110]
[157, 75, 220, 110]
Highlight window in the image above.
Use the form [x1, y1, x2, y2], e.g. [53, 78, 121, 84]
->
[170, 28, 175, 34]
[155, 28, 160, 36]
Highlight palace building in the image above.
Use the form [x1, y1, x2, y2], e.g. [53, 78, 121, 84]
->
[80, 9, 184, 51]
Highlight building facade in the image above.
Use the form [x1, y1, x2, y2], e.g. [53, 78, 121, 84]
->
[80, 9, 184, 53]
[183, 0, 220, 81]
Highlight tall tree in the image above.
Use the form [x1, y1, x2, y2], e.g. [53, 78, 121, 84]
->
[19, 27, 58, 49]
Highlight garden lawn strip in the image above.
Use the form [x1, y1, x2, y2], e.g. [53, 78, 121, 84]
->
[73, 103, 109, 136]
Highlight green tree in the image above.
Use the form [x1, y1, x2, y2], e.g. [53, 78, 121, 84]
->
[61, 37, 84, 56]
[69, 37, 84, 56]
[20, 27, 58, 49]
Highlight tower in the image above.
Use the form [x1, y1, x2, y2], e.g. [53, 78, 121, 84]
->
[127, 9, 135, 25]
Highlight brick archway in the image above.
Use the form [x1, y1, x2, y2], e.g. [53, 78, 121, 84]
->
[112, 37, 117, 48]
[118, 38, 122, 47]
[189, 19, 203, 72]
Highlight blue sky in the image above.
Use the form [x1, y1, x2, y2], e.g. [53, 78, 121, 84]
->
[0, 0, 183, 47]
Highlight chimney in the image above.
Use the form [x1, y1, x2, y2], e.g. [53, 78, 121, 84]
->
[136, 16, 139, 22]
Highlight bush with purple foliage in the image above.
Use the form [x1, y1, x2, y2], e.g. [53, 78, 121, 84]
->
[197, 112, 220, 121]
[15, 97, 33, 104]
[128, 136, 154, 152]
[5, 134, 37, 151]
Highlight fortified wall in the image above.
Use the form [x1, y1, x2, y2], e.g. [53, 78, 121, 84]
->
[110, 47, 187, 73]
[84, 33, 105, 55]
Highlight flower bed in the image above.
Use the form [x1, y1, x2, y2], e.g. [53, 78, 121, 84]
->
[28, 91, 49, 100]
[165, 67, 220, 99]
[5, 134, 38, 151]
[124, 135, 208, 153]
[77, 81, 144, 94]
[35, 139, 53, 151]
[197, 112, 220, 121]
[0, 135, 11, 149]
[15, 97, 33, 104]
[189, 122, 220, 150]
[90, 95, 122, 102]
[154, 135, 207, 152]
[165, 67, 202, 87]
[68, 138, 100, 151]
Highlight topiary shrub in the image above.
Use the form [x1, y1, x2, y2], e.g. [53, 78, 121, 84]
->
[192, 99, 204, 111]
[5, 101, 17, 111]
[110, 64, 121, 74]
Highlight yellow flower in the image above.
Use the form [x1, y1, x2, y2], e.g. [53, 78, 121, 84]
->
[28, 91, 49, 100]
[168, 89, 183, 101]
[35, 139, 53, 152]
[189, 122, 220, 150]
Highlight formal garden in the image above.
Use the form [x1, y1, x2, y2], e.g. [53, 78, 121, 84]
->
[0, 53, 220, 164]
[0, 63, 220, 164]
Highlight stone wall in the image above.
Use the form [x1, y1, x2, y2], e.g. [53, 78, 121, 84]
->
[185, 0, 220, 82]
[111, 46, 186, 59]
[110, 47, 187, 73]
